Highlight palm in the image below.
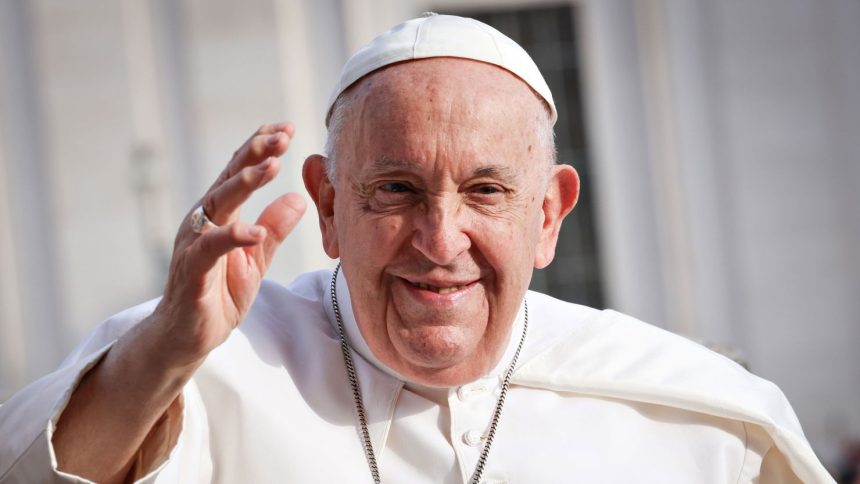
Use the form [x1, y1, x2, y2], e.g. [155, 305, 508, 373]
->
[215, 244, 267, 333]
[224, 248, 263, 317]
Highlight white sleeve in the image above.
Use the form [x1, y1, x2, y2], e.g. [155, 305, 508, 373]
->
[0, 301, 212, 483]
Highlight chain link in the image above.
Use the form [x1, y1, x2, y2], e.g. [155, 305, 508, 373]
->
[331, 264, 381, 483]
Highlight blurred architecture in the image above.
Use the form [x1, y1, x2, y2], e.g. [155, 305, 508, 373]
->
[0, 0, 858, 472]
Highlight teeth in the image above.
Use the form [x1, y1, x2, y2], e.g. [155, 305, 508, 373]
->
[410, 281, 463, 293]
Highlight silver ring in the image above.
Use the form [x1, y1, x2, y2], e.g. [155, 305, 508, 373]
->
[190, 205, 218, 234]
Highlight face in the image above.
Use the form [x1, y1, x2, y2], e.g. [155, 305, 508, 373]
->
[304, 58, 579, 386]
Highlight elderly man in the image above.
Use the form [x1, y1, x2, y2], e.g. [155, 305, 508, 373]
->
[0, 14, 832, 484]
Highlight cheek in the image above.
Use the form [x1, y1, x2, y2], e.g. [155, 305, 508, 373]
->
[372, 217, 407, 251]
[468, 214, 534, 267]
[342, 212, 409, 262]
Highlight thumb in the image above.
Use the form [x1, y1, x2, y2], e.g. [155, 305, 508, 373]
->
[253, 193, 307, 269]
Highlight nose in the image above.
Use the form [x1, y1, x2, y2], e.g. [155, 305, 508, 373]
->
[411, 199, 471, 265]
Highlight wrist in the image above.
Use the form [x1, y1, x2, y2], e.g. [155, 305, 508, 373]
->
[112, 315, 205, 397]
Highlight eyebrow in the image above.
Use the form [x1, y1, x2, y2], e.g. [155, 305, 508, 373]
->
[368, 158, 421, 173]
[368, 158, 518, 183]
[471, 165, 517, 184]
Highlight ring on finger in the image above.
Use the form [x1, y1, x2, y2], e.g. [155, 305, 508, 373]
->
[190, 205, 219, 234]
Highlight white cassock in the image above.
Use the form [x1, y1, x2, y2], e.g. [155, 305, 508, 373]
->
[0, 269, 834, 483]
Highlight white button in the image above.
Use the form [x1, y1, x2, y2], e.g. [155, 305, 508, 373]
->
[462, 429, 484, 446]
[457, 384, 488, 401]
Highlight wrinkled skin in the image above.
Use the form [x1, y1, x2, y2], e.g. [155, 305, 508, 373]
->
[304, 58, 580, 386]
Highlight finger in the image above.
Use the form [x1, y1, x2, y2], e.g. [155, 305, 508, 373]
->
[201, 156, 281, 226]
[212, 123, 295, 189]
[240, 122, 293, 154]
[175, 123, 294, 249]
[251, 193, 307, 270]
[184, 222, 267, 277]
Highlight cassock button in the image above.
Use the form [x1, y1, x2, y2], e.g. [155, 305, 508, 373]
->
[457, 383, 488, 401]
[462, 429, 484, 446]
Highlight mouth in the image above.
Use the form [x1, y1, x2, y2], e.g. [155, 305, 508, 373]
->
[394, 275, 483, 312]
[399, 275, 480, 297]
[407, 281, 469, 294]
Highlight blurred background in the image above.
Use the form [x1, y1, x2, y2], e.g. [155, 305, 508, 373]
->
[0, 0, 858, 478]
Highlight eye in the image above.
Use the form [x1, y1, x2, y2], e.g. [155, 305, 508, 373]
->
[474, 185, 502, 195]
[466, 183, 507, 207]
[380, 182, 413, 193]
[470, 184, 507, 197]
[367, 181, 418, 211]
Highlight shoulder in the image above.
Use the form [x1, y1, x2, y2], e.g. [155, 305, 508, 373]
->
[516, 292, 799, 439]
[518, 292, 752, 386]
[520, 290, 604, 360]
[515, 303, 787, 421]
[239, 270, 335, 341]
[199, 270, 340, 376]
[513, 299, 832, 483]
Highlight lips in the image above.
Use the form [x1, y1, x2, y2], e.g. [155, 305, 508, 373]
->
[408, 280, 467, 294]
[399, 274, 480, 296]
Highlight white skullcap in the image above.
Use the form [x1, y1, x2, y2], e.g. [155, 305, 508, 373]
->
[325, 13, 557, 126]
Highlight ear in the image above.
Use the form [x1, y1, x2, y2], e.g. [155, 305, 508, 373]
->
[302, 154, 339, 258]
[534, 165, 580, 269]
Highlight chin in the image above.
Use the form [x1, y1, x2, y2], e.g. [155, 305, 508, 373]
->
[391, 326, 478, 371]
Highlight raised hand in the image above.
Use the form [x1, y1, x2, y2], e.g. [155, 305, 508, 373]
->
[52, 123, 307, 483]
[152, 123, 307, 366]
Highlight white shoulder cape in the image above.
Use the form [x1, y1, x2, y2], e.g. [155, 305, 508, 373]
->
[513, 292, 831, 483]
[0, 272, 833, 483]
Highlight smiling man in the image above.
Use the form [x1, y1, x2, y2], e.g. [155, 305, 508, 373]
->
[304, 57, 572, 388]
[0, 14, 833, 484]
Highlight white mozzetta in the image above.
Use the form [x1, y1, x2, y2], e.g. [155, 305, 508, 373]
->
[0, 270, 832, 483]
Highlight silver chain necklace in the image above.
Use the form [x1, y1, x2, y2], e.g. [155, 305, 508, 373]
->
[330, 263, 528, 484]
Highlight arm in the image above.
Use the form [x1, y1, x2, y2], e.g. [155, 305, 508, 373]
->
[49, 123, 307, 483]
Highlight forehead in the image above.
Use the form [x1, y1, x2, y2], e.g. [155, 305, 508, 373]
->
[337, 58, 547, 173]
[356, 58, 541, 116]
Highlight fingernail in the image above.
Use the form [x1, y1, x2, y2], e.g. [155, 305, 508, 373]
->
[258, 158, 272, 171]
[248, 226, 264, 237]
[266, 134, 280, 146]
